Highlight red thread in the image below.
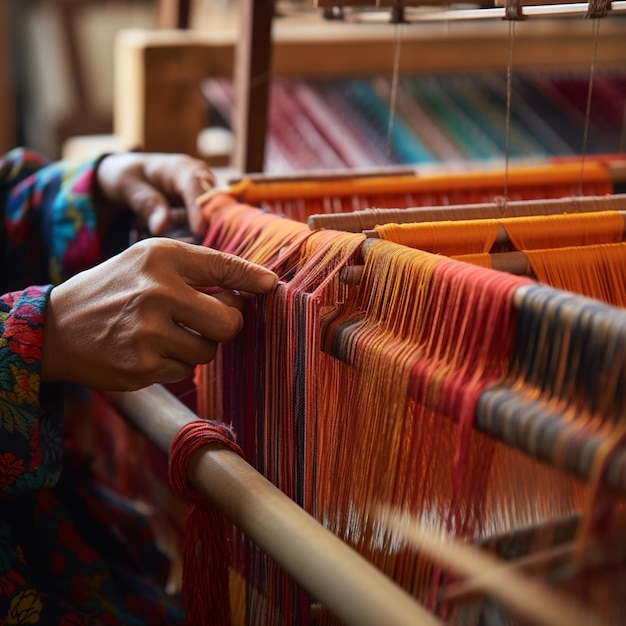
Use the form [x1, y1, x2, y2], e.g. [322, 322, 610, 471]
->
[169, 421, 244, 626]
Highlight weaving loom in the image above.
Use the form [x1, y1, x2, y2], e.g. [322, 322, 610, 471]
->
[95, 1, 626, 625]
[97, 159, 626, 625]
[182, 167, 626, 622]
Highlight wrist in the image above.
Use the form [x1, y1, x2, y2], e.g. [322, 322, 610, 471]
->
[41, 286, 67, 383]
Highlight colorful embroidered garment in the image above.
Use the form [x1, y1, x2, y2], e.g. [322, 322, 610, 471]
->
[0, 149, 185, 624]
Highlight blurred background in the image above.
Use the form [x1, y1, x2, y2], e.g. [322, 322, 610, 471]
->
[1, 0, 236, 159]
[2, 1, 624, 172]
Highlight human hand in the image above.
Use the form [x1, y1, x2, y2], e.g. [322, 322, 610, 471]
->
[41, 238, 278, 391]
[95, 152, 214, 238]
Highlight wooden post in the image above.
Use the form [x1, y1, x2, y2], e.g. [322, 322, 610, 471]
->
[232, 0, 275, 173]
[0, 0, 15, 153]
[157, 0, 191, 29]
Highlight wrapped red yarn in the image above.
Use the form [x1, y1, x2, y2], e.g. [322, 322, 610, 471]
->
[168, 420, 244, 626]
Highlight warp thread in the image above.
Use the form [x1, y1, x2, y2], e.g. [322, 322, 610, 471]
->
[169, 420, 244, 626]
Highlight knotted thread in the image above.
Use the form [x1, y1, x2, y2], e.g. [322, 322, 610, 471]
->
[169, 420, 244, 626]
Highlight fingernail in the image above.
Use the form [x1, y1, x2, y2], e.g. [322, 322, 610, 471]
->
[258, 271, 278, 292]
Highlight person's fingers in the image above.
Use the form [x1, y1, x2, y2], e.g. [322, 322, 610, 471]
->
[178, 167, 213, 237]
[113, 175, 171, 235]
[97, 153, 215, 236]
[170, 241, 278, 294]
[174, 289, 245, 343]
[142, 154, 213, 207]
[188, 168, 215, 205]
[141, 357, 196, 388]
[211, 290, 247, 311]
[166, 323, 219, 365]
[148, 205, 170, 235]
[145, 155, 213, 236]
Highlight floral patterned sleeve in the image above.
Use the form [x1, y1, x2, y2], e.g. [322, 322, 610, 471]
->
[1, 148, 103, 495]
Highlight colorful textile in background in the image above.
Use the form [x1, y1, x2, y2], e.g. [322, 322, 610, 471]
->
[203, 68, 626, 172]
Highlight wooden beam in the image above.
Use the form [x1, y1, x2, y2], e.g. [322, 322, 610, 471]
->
[0, 0, 15, 153]
[232, 0, 275, 173]
[157, 0, 191, 29]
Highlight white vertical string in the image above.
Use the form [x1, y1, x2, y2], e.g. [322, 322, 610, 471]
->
[579, 18, 601, 196]
[502, 18, 517, 214]
[386, 20, 403, 163]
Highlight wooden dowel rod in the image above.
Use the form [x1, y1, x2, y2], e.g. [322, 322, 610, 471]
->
[228, 165, 418, 185]
[363, 224, 508, 243]
[351, 1, 626, 21]
[377, 505, 605, 626]
[227, 160, 626, 192]
[104, 385, 441, 626]
[364, 211, 626, 249]
[366, 223, 517, 242]
[487, 250, 531, 274]
[341, 251, 530, 284]
[442, 542, 575, 601]
[308, 194, 626, 232]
